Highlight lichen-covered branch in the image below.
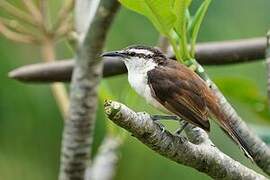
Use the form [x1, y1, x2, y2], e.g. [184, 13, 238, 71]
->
[58, 0, 119, 179]
[85, 135, 122, 180]
[184, 123, 211, 145]
[104, 100, 267, 180]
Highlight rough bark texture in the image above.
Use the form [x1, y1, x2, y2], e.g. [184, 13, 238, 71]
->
[58, 0, 119, 179]
[85, 136, 122, 180]
[8, 37, 266, 83]
[104, 100, 267, 180]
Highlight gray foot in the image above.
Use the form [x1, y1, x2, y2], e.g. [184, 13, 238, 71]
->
[174, 122, 189, 135]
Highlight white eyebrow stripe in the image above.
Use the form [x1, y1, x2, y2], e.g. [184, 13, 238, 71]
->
[128, 49, 154, 55]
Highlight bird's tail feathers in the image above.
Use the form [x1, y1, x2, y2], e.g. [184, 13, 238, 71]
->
[206, 96, 254, 161]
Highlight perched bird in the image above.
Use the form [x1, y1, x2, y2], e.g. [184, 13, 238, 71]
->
[102, 45, 252, 159]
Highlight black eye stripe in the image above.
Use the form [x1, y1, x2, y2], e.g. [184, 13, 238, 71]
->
[125, 52, 153, 58]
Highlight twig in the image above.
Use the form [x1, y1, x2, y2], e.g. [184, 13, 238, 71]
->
[39, 0, 51, 32]
[58, 0, 120, 179]
[0, 21, 37, 44]
[8, 37, 267, 82]
[0, 1, 37, 26]
[104, 100, 267, 180]
[22, 0, 43, 26]
[158, 35, 170, 54]
[85, 135, 122, 180]
[0, 16, 39, 38]
[41, 35, 69, 118]
[55, 15, 73, 40]
[54, 0, 75, 30]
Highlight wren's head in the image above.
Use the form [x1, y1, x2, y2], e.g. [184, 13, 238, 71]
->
[101, 45, 167, 72]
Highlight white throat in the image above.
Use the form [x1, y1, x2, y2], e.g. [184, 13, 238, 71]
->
[125, 57, 156, 97]
[124, 57, 167, 112]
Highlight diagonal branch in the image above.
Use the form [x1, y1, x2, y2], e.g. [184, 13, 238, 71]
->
[211, 82, 270, 174]
[8, 37, 267, 83]
[188, 57, 270, 175]
[58, 0, 120, 179]
[104, 100, 267, 180]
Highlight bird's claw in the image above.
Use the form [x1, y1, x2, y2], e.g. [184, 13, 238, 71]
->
[174, 122, 189, 136]
[153, 120, 166, 133]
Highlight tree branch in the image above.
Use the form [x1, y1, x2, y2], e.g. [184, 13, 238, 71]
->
[104, 100, 267, 180]
[8, 59, 126, 82]
[8, 37, 266, 83]
[211, 82, 270, 174]
[58, 0, 119, 179]
[85, 135, 122, 180]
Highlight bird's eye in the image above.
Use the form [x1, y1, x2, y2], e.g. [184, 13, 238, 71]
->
[129, 52, 136, 56]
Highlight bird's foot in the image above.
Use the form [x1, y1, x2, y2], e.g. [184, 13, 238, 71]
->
[154, 121, 166, 133]
[174, 122, 189, 136]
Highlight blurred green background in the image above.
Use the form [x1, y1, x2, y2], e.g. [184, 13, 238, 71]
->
[1, 0, 270, 179]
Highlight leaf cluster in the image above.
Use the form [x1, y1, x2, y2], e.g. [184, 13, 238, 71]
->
[119, 0, 211, 62]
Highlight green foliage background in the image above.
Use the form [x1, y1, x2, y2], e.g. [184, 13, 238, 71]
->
[1, 0, 270, 179]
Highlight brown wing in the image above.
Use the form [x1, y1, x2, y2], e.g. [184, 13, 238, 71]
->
[147, 60, 210, 131]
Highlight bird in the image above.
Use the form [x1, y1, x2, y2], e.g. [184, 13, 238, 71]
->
[101, 45, 253, 159]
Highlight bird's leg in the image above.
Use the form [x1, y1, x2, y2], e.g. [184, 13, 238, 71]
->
[150, 115, 181, 133]
[153, 121, 166, 133]
[174, 121, 189, 135]
[151, 115, 180, 121]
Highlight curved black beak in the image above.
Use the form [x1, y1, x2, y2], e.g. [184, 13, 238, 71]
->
[101, 51, 127, 58]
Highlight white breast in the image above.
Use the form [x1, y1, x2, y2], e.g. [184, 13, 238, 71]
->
[125, 57, 169, 113]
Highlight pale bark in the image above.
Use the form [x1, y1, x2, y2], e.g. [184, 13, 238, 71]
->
[58, 0, 119, 179]
[104, 100, 267, 180]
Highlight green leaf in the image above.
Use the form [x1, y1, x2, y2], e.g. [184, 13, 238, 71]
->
[189, 0, 211, 57]
[172, 0, 192, 61]
[173, 0, 191, 35]
[119, 0, 176, 35]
